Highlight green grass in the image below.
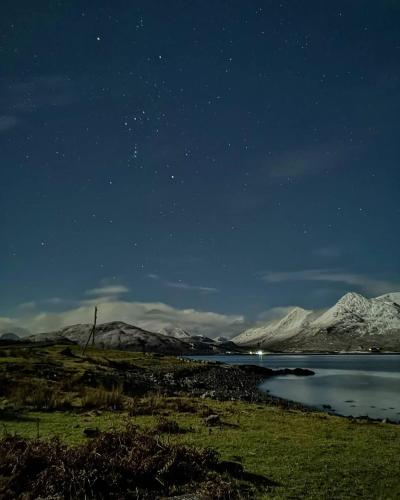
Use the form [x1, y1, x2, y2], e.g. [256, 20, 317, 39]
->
[0, 343, 198, 410]
[1, 343, 400, 499]
[2, 399, 400, 499]
[0, 343, 192, 373]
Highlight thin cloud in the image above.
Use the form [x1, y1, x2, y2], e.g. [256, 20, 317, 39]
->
[165, 281, 220, 294]
[148, 274, 219, 294]
[9, 299, 244, 338]
[0, 316, 15, 331]
[267, 143, 348, 179]
[17, 301, 37, 310]
[262, 269, 399, 296]
[85, 285, 130, 297]
[44, 297, 65, 305]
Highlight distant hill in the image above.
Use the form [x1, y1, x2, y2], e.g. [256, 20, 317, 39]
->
[30, 321, 190, 355]
[158, 327, 192, 339]
[214, 336, 230, 343]
[0, 327, 30, 338]
[233, 292, 400, 352]
[0, 332, 20, 342]
[30, 321, 242, 355]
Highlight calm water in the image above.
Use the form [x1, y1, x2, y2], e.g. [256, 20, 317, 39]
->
[189, 354, 400, 421]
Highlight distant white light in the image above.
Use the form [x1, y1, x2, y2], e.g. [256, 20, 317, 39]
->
[96, 36, 101, 41]
[256, 350, 263, 356]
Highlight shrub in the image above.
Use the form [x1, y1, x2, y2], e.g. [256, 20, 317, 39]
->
[0, 426, 243, 499]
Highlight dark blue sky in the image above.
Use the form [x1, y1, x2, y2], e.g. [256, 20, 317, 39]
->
[1, 0, 400, 330]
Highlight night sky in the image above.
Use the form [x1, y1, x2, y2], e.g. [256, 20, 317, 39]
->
[1, 1, 400, 335]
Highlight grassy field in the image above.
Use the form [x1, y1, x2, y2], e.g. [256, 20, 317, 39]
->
[1, 343, 400, 499]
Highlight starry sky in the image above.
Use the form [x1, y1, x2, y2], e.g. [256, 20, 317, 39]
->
[1, 1, 400, 334]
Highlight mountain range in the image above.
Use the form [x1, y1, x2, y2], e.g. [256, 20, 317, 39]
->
[232, 292, 400, 352]
[29, 321, 242, 355]
[5, 291, 400, 353]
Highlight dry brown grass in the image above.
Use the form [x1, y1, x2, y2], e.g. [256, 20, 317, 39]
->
[80, 385, 124, 410]
[8, 381, 72, 411]
[0, 426, 244, 499]
[128, 394, 199, 416]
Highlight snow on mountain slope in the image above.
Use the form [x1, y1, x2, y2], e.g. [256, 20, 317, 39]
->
[274, 307, 314, 332]
[231, 321, 277, 346]
[376, 292, 400, 305]
[313, 292, 400, 334]
[158, 327, 192, 339]
[31, 321, 190, 355]
[30, 321, 241, 354]
[232, 307, 313, 346]
[234, 291, 400, 351]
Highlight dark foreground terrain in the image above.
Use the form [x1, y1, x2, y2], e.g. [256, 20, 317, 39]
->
[0, 342, 399, 499]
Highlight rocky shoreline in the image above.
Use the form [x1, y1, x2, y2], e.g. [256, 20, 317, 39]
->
[149, 360, 399, 424]
[172, 362, 315, 406]
[101, 357, 316, 410]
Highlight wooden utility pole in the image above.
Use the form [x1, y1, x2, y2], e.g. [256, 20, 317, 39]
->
[92, 306, 97, 345]
[82, 306, 98, 355]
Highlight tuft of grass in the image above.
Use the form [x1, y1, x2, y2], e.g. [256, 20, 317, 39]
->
[128, 394, 200, 416]
[8, 381, 73, 411]
[80, 385, 124, 410]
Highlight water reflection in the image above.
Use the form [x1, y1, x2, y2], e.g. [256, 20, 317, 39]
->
[190, 354, 400, 421]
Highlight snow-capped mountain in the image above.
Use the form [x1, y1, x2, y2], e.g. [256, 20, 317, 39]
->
[233, 307, 315, 346]
[313, 292, 400, 334]
[30, 321, 242, 355]
[233, 292, 400, 352]
[158, 327, 192, 339]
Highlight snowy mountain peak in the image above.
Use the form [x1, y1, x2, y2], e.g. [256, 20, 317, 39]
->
[234, 291, 400, 351]
[337, 291, 368, 306]
[315, 292, 370, 325]
[232, 307, 312, 346]
[314, 291, 400, 329]
[274, 307, 312, 329]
